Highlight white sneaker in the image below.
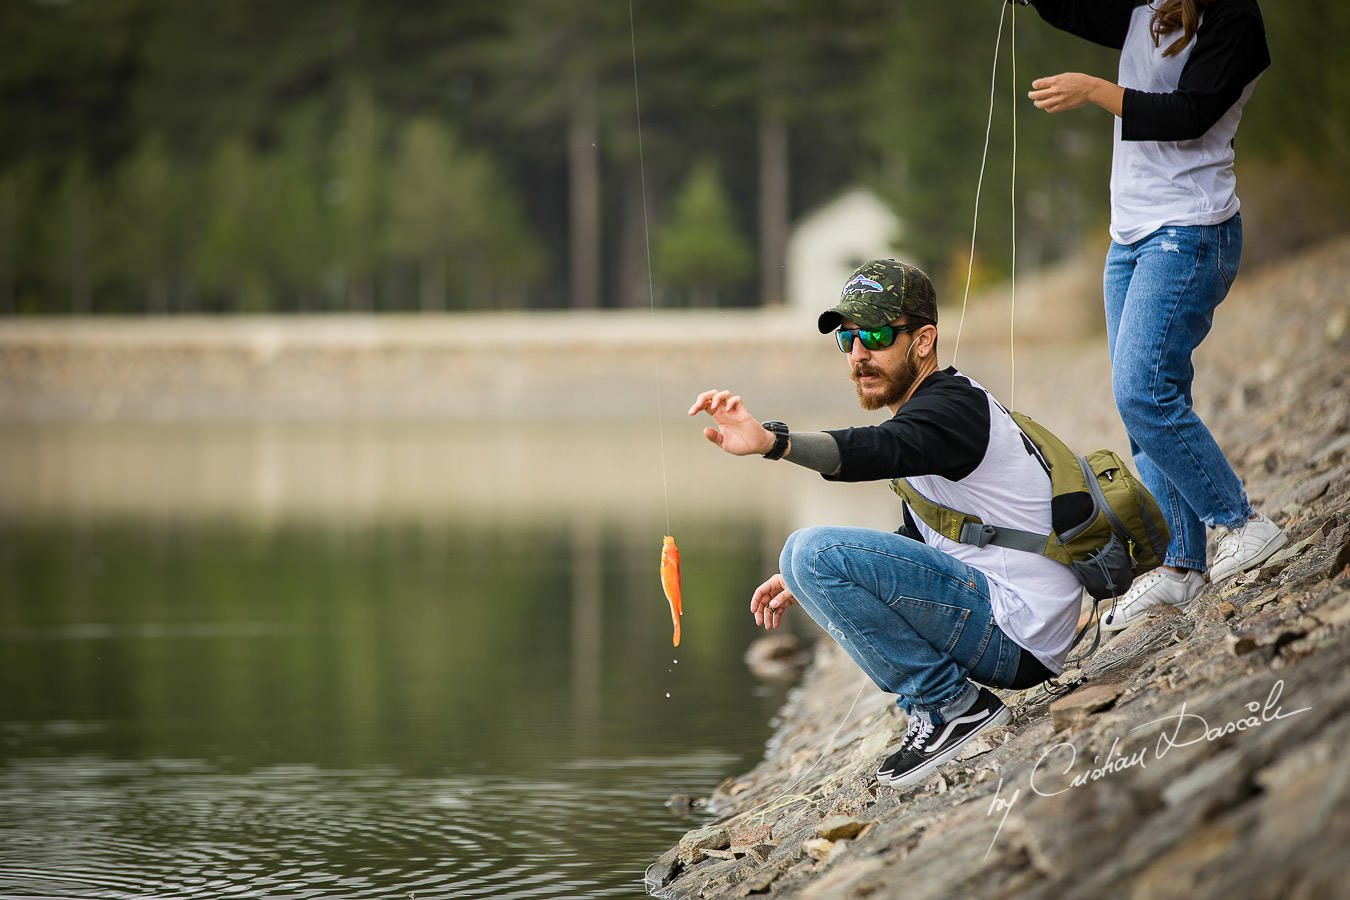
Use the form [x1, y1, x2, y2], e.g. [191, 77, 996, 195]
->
[1101, 568, 1207, 633]
[1209, 513, 1287, 583]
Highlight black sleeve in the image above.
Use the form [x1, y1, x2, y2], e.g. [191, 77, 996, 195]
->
[1026, 0, 1141, 50]
[1121, 2, 1270, 141]
[823, 370, 991, 483]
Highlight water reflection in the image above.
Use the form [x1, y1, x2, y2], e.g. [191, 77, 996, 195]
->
[0, 419, 896, 528]
[0, 422, 881, 897]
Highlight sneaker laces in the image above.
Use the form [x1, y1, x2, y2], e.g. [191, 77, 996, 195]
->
[1128, 567, 1169, 593]
[1106, 571, 1156, 623]
[1212, 515, 1268, 558]
[1211, 526, 1243, 562]
[1212, 522, 1236, 544]
[900, 712, 935, 751]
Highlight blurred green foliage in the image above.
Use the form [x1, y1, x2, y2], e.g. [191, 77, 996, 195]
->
[0, 0, 1344, 313]
[654, 160, 753, 306]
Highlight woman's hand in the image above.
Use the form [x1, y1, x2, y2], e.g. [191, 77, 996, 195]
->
[1030, 72, 1124, 117]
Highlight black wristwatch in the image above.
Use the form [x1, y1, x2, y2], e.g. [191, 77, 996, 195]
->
[761, 421, 790, 460]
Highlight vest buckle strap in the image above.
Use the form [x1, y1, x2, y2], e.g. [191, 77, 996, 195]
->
[960, 522, 999, 548]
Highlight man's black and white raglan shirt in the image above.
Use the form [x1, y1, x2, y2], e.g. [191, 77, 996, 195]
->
[824, 368, 1083, 673]
[1028, 0, 1271, 242]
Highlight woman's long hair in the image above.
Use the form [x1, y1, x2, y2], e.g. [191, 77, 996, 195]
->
[1151, 0, 1219, 57]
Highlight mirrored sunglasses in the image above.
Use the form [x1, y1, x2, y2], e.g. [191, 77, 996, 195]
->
[834, 323, 921, 353]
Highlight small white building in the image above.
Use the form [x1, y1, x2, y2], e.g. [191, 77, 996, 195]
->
[786, 186, 905, 315]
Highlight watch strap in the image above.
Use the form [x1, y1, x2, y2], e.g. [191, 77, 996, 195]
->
[761, 421, 790, 460]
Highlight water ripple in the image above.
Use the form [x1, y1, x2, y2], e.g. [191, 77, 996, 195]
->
[0, 753, 733, 899]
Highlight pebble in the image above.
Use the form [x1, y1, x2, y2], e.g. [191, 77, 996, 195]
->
[813, 816, 868, 841]
[802, 837, 834, 861]
[1048, 682, 1124, 731]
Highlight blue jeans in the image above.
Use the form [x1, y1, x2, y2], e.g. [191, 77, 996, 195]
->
[1103, 216, 1254, 572]
[779, 526, 1027, 725]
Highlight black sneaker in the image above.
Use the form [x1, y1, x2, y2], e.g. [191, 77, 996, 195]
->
[876, 687, 1011, 789]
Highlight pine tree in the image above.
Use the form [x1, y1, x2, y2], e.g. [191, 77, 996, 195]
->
[655, 160, 753, 307]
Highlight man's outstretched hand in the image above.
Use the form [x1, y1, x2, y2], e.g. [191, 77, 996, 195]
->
[689, 390, 775, 457]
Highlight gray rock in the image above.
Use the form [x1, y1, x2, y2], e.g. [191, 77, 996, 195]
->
[813, 816, 868, 840]
[678, 824, 730, 866]
[1048, 682, 1124, 731]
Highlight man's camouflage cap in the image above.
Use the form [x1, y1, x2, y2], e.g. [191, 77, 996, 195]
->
[817, 259, 939, 334]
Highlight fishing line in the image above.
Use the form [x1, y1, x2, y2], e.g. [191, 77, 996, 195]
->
[631, 2, 686, 664]
[750, 9, 1025, 817]
[1009, 5, 1019, 409]
[746, 677, 870, 824]
[950, 0, 1011, 369]
[627, 0, 672, 536]
[628, 5, 1027, 827]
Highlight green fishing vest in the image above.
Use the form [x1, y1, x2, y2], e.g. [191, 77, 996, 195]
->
[891, 410, 1170, 600]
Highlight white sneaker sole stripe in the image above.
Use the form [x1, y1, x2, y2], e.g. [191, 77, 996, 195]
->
[881, 704, 1011, 789]
[922, 707, 994, 755]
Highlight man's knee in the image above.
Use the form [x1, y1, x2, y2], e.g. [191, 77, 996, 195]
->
[778, 529, 800, 577]
[780, 525, 853, 581]
[780, 525, 822, 576]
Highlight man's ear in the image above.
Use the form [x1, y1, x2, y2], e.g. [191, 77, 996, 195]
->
[915, 325, 937, 357]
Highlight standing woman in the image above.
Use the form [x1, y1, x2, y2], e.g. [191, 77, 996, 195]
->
[1019, 0, 1283, 631]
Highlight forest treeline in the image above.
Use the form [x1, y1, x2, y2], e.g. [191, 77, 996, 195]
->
[1, 0, 1346, 315]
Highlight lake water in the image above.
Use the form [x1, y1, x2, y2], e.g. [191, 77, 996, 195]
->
[0, 421, 896, 899]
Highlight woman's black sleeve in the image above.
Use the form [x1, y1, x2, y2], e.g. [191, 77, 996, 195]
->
[1121, 4, 1271, 141]
[1025, 0, 1140, 49]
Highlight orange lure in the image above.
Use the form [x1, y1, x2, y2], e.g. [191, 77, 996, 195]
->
[660, 535, 682, 646]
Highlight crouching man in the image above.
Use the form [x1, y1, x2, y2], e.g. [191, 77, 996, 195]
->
[690, 260, 1080, 788]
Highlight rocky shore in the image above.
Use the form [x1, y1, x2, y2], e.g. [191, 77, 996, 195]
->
[647, 236, 1350, 899]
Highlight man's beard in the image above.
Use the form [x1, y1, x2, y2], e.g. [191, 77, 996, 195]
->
[851, 354, 919, 411]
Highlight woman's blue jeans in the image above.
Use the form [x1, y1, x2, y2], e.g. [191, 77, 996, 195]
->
[779, 526, 1027, 725]
[1103, 216, 1254, 572]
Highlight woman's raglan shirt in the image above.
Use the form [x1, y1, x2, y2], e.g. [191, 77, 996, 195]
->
[1028, 0, 1271, 243]
[824, 368, 1083, 673]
